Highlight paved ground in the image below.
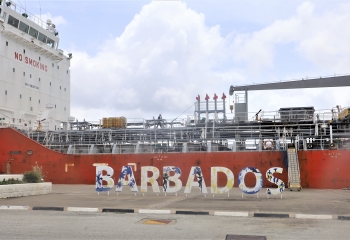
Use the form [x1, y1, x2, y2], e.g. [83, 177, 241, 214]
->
[1, 185, 350, 216]
[1, 210, 350, 239]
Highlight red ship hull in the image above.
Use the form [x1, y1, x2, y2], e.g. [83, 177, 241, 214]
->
[1, 128, 349, 189]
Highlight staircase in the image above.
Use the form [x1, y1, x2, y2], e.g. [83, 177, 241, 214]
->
[287, 148, 302, 191]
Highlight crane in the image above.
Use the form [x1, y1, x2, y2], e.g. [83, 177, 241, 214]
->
[228, 74, 350, 121]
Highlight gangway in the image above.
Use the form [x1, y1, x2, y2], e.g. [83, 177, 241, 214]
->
[287, 148, 302, 191]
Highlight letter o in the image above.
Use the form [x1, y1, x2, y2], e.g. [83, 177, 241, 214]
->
[238, 167, 263, 194]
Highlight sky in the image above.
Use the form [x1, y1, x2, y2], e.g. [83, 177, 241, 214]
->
[16, 0, 350, 121]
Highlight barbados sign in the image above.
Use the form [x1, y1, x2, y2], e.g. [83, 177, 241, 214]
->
[95, 165, 285, 196]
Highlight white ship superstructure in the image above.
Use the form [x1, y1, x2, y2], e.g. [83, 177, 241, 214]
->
[0, 0, 71, 130]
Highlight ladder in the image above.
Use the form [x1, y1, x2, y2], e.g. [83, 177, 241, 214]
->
[287, 148, 302, 191]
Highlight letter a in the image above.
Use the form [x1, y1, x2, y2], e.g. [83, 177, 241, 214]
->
[115, 166, 138, 192]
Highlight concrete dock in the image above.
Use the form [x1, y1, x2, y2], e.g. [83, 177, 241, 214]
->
[1, 185, 349, 216]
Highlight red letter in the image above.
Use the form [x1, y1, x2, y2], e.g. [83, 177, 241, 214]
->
[15, 52, 19, 60]
[25, 57, 28, 64]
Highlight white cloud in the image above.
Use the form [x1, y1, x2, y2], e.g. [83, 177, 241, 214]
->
[36, 13, 67, 26]
[69, 1, 350, 121]
[230, 2, 350, 74]
[70, 1, 236, 120]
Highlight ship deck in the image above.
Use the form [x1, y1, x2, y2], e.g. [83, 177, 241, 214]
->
[13, 113, 350, 154]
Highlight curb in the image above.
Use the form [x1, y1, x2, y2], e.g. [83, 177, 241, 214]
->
[67, 207, 99, 212]
[1, 205, 349, 221]
[254, 213, 289, 218]
[32, 206, 64, 211]
[214, 211, 249, 217]
[295, 214, 333, 220]
[139, 209, 171, 214]
[176, 210, 209, 215]
[0, 205, 30, 210]
[102, 208, 134, 213]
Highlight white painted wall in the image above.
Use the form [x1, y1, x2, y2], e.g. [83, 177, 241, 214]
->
[0, 3, 71, 130]
[0, 174, 24, 181]
[0, 182, 52, 198]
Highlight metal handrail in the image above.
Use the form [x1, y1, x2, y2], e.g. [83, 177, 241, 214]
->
[4, 0, 47, 29]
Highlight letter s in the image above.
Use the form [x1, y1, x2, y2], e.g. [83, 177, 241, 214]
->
[266, 167, 285, 195]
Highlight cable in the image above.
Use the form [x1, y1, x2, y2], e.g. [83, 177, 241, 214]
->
[16, 0, 24, 9]
[171, 103, 195, 123]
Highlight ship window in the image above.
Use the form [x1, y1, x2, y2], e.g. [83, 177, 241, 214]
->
[46, 38, 54, 48]
[6, 41, 8, 46]
[39, 57, 41, 61]
[52, 63, 54, 67]
[55, 104, 56, 108]
[23, 72, 25, 76]
[39, 78, 40, 82]
[29, 27, 38, 39]
[60, 86, 61, 90]
[38, 32, 47, 43]
[20, 94, 22, 99]
[19, 21, 29, 34]
[23, 49, 25, 54]
[30, 107, 33, 111]
[30, 74, 31, 78]
[50, 82, 51, 86]
[5, 90, 7, 95]
[67, 70, 68, 74]
[64, 107, 66, 111]
[29, 97, 31, 101]
[39, 100, 40, 103]
[57, 66, 59, 69]
[8, 15, 19, 28]
[64, 88, 66, 91]
[13, 68, 15, 72]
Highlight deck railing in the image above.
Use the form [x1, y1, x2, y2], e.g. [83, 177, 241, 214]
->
[4, 0, 47, 29]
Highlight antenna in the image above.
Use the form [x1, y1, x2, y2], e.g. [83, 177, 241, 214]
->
[39, 0, 41, 19]
[17, 0, 24, 8]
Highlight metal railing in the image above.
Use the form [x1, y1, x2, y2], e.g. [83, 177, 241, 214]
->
[2, 105, 350, 154]
[4, 0, 47, 29]
[21, 120, 350, 154]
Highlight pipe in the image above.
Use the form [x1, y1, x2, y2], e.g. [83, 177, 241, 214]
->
[330, 124, 333, 143]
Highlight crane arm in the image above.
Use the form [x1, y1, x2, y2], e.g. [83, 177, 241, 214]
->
[229, 75, 350, 95]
